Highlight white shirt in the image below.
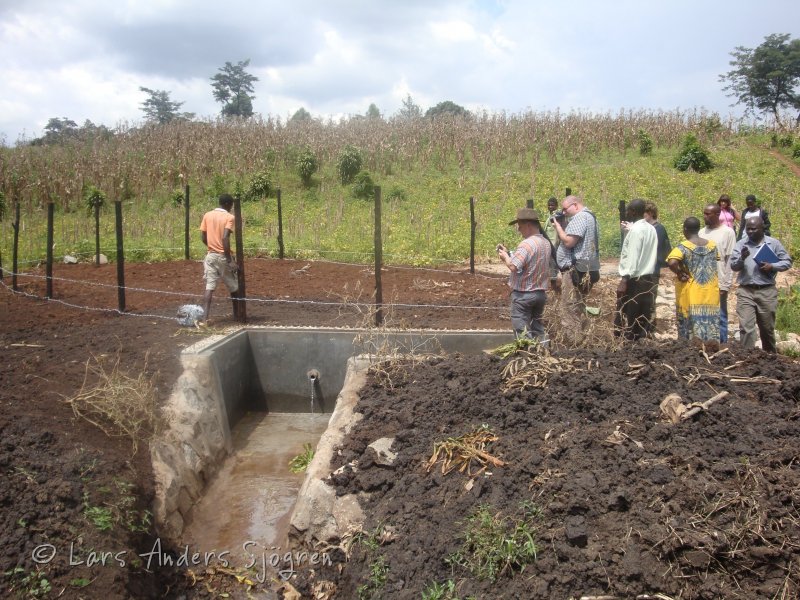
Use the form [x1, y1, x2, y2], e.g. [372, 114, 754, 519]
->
[619, 219, 657, 277]
[700, 225, 736, 291]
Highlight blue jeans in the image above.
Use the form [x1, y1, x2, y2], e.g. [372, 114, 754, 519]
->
[510, 290, 548, 342]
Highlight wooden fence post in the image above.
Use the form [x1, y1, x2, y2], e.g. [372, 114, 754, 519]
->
[184, 184, 190, 260]
[374, 185, 383, 327]
[114, 200, 126, 312]
[94, 199, 101, 266]
[12, 202, 20, 291]
[469, 196, 476, 274]
[277, 188, 285, 259]
[46, 203, 54, 298]
[233, 195, 247, 322]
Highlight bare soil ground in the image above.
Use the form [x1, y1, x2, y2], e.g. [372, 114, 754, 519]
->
[1, 258, 798, 599]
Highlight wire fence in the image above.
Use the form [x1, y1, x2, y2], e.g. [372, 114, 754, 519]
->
[0, 256, 510, 327]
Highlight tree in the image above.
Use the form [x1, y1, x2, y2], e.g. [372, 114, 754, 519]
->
[44, 117, 78, 141]
[366, 103, 381, 119]
[397, 94, 422, 120]
[290, 107, 312, 123]
[139, 87, 195, 124]
[425, 100, 469, 119]
[720, 33, 800, 127]
[210, 59, 259, 118]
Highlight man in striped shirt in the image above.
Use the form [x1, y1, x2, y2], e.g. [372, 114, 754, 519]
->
[497, 208, 552, 344]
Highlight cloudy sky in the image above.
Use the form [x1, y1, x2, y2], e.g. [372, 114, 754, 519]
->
[1, 0, 797, 143]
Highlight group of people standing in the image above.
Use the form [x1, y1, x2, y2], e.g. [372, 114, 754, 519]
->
[499, 193, 792, 354]
[497, 195, 602, 346]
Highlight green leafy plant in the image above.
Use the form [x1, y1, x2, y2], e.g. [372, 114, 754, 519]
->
[673, 133, 713, 173]
[170, 189, 185, 206]
[386, 185, 407, 202]
[70, 577, 91, 588]
[422, 579, 470, 600]
[792, 142, 800, 160]
[352, 171, 376, 200]
[83, 494, 114, 531]
[357, 555, 388, 600]
[208, 174, 227, 198]
[247, 170, 273, 200]
[82, 479, 152, 533]
[637, 129, 653, 156]
[0, 190, 6, 221]
[488, 336, 541, 358]
[288, 443, 315, 473]
[337, 145, 363, 184]
[3, 567, 52, 597]
[83, 185, 106, 214]
[446, 503, 539, 582]
[296, 147, 319, 186]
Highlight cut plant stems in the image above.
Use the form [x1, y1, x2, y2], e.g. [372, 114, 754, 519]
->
[427, 424, 505, 476]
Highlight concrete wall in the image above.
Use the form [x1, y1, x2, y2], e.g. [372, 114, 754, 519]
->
[152, 326, 510, 541]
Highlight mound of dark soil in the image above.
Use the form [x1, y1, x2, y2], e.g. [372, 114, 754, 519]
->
[294, 340, 800, 599]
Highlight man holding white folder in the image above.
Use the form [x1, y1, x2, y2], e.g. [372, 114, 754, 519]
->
[730, 216, 792, 353]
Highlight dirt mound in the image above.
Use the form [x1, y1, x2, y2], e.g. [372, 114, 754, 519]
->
[2, 258, 798, 598]
[293, 340, 800, 599]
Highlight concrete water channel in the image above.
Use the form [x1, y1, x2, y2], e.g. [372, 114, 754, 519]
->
[151, 326, 510, 569]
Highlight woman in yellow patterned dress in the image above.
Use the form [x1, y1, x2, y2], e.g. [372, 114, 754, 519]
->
[666, 217, 720, 341]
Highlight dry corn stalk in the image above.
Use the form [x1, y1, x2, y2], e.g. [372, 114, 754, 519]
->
[426, 425, 505, 476]
[502, 352, 581, 390]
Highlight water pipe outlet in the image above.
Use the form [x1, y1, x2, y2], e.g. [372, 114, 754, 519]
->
[307, 369, 321, 383]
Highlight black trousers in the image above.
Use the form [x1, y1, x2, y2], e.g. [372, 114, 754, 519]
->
[615, 274, 657, 340]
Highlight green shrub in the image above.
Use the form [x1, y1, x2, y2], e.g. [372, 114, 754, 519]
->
[637, 129, 653, 156]
[170, 189, 185, 206]
[778, 134, 794, 148]
[792, 142, 800, 159]
[246, 170, 273, 200]
[352, 171, 376, 200]
[208, 174, 227, 198]
[702, 115, 723, 136]
[0, 190, 5, 221]
[673, 133, 713, 173]
[83, 185, 106, 214]
[296, 147, 318, 186]
[337, 145, 363, 184]
[386, 186, 407, 202]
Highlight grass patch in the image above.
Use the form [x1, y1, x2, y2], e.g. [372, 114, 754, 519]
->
[777, 284, 800, 335]
[288, 443, 315, 473]
[446, 502, 540, 582]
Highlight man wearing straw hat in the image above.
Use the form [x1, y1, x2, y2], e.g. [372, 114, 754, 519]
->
[496, 208, 551, 345]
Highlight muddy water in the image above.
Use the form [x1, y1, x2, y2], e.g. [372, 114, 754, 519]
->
[181, 411, 330, 562]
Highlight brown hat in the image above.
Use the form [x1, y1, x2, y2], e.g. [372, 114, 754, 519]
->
[508, 208, 541, 225]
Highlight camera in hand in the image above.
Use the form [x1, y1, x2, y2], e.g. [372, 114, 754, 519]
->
[551, 209, 565, 223]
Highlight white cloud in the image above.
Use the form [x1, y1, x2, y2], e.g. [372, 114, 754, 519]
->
[429, 20, 477, 43]
[1, 0, 798, 141]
